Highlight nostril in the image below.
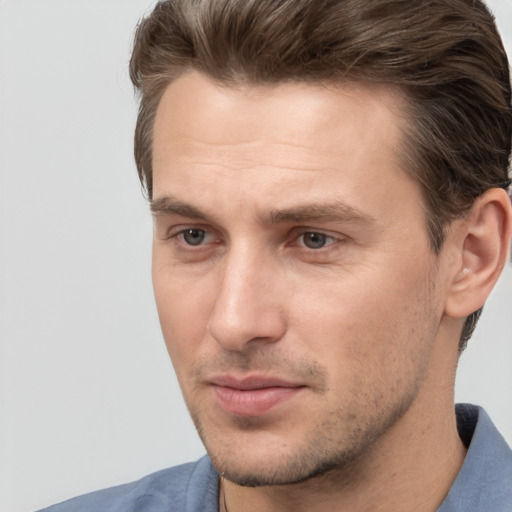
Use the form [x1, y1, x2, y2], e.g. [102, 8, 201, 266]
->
[207, 297, 286, 352]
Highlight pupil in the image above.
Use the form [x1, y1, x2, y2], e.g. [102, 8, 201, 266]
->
[304, 232, 326, 249]
[184, 229, 205, 245]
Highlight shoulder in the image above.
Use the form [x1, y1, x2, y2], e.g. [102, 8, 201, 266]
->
[438, 404, 512, 512]
[37, 456, 219, 512]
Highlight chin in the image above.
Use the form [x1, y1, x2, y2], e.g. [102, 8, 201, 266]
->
[204, 428, 372, 488]
[214, 456, 354, 488]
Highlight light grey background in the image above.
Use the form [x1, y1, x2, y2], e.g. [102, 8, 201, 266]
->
[0, 1, 510, 511]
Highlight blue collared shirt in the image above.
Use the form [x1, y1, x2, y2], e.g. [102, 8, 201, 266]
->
[38, 404, 512, 511]
[438, 404, 512, 511]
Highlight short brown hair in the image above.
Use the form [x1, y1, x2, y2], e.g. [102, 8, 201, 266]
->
[129, 0, 511, 350]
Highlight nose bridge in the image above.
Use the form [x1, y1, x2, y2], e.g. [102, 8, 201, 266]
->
[207, 240, 285, 351]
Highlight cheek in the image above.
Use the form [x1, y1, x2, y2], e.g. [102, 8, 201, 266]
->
[152, 262, 215, 373]
[289, 261, 437, 377]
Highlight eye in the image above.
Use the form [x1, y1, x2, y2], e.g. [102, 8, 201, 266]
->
[180, 228, 208, 246]
[300, 232, 335, 249]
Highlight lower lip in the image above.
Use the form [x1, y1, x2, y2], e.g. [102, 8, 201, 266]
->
[212, 385, 303, 417]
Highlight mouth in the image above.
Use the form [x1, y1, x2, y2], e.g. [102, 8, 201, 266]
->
[208, 374, 306, 417]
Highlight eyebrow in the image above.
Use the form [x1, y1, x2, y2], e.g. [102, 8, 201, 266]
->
[267, 202, 375, 225]
[150, 196, 211, 221]
[150, 195, 375, 225]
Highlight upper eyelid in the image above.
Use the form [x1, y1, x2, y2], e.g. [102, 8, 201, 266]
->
[292, 227, 345, 240]
[165, 223, 212, 237]
[159, 213, 226, 232]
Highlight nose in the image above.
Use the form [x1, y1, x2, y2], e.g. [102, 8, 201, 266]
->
[207, 246, 287, 352]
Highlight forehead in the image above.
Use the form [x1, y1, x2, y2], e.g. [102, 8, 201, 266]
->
[151, 71, 415, 222]
[153, 72, 406, 158]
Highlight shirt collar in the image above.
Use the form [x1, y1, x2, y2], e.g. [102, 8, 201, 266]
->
[437, 404, 512, 511]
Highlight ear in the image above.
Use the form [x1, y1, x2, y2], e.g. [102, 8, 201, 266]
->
[444, 188, 512, 319]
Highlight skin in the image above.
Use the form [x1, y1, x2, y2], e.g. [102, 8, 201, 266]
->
[150, 71, 510, 511]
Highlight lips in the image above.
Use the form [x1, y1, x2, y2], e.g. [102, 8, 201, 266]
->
[209, 375, 305, 417]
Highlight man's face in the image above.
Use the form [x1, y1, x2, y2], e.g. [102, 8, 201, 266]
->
[151, 72, 448, 485]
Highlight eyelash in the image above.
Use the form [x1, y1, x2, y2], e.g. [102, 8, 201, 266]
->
[168, 226, 342, 252]
[296, 231, 338, 250]
[167, 226, 218, 247]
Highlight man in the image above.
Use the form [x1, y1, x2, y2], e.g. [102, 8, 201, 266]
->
[40, 0, 512, 511]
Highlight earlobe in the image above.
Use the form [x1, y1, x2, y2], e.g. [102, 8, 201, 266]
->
[444, 188, 512, 319]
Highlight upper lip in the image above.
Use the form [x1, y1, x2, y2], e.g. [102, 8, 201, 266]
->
[209, 374, 304, 390]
